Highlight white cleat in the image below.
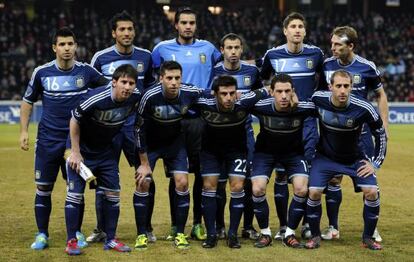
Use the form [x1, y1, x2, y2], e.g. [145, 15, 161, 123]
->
[372, 228, 382, 242]
[147, 231, 157, 243]
[274, 226, 286, 240]
[321, 225, 340, 240]
[86, 229, 107, 243]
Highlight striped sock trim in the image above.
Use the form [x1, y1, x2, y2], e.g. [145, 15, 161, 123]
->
[231, 190, 245, 199]
[293, 194, 306, 203]
[307, 198, 321, 207]
[327, 185, 341, 192]
[105, 195, 120, 203]
[175, 189, 190, 196]
[36, 190, 52, 197]
[364, 198, 380, 207]
[134, 191, 149, 197]
[252, 194, 266, 203]
[66, 192, 83, 204]
[201, 189, 216, 198]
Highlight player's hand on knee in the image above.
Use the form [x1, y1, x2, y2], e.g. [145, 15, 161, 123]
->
[20, 132, 29, 151]
[357, 159, 376, 178]
[68, 151, 83, 173]
[135, 164, 152, 187]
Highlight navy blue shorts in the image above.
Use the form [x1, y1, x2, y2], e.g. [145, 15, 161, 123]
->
[112, 115, 137, 167]
[359, 124, 374, 159]
[251, 152, 308, 181]
[201, 151, 247, 182]
[147, 136, 188, 178]
[34, 138, 67, 185]
[309, 153, 378, 191]
[66, 149, 120, 194]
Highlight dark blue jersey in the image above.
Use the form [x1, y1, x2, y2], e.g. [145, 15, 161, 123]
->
[137, 84, 204, 151]
[195, 88, 268, 154]
[311, 91, 386, 167]
[251, 98, 315, 156]
[23, 60, 108, 141]
[91, 45, 156, 91]
[320, 55, 383, 99]
[261, 44, 324, 100]
[72, 85, 142, 154]
[152, 38, 221, 89]
[212, 61, 263, 92]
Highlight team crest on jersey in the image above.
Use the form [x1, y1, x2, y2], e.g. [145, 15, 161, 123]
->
[306, 59, 314, 69]
[137, 62, 144, 73]
[346, 118, 354, 127]
[35, 170, 41, 179]
[243, 76, 251, 86]
[353, 74, 361, 84]
[75, 76, 85, 88]
[69, 181, 74, 191]
[181, 105, 189, 115]
[199, 53, 206, 64]
[292, 119, 301, 127]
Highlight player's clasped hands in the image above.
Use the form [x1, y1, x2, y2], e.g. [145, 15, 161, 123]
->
[357, 159, 376, 178]
[135, 164, 152, 187]
[67, 151, 84, 174]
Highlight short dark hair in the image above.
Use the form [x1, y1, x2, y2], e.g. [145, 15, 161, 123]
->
[110, 10, 136, 31]
[160, 61, 182, 76]
[270, 74, 294, 90]
[112, 64, 138, 82]
[212, 75, 237, 92]
[331, 26, 358, 47]
[220, 33, 243, 48]
[52, 27, 76, 44]
[174, 7, 197, 24]
[330, 70, 353, 85]
[283, 12, 306, 29]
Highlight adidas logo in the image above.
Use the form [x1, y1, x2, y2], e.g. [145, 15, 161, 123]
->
[35, 204, 46, 207]
[65, 204, 75, 209]
[233, 204, 244, 208]
[63, 81, 70, 87]
[185, 51, 192, 56]
[293, 62, 300, 68]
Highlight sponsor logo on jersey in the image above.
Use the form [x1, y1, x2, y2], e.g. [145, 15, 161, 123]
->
[75, 76, 85, 88]
[243, 76, 251, 86]
[353, 74, 361, 84]
[306, 59, 314, 69]
[199, 53, 206, 64]
[137, 62, 144, 73]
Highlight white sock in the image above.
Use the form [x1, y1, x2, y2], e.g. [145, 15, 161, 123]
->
[260, 227, 271, 236]
[285, 227, 295, 237]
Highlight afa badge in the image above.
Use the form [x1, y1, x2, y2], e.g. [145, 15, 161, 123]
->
[346, 118, 354, 127]
[35, 170, 41, 179]
[75, 76, 85, 88]
[137, 62, 144, 73]
[306, 59, 314, 69]
[199, 53, 206, 64]
[181, 105, 189, 115]
[293, 119, 301, 127]
[243, 76, 251, 86]
[353, 74, 361, 84]
[69, 181, 74, 191]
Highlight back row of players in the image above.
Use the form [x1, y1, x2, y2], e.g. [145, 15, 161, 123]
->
[19, 8, 388, 255]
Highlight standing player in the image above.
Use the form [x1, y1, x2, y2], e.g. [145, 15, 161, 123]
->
[319, 26, 389, 241]
[20, 27, 108, 250]
[250, 74, 313, 248]
[64, 64, 140, 255]
[305, 70, 386, 250]
[89, 10, 157, 243]
[197, 75, 269, 249]
[260, 12, 324, 240]
[212, 33, 262, 240]
[151, 7, 221, 240]
[135, 61, 206, 250]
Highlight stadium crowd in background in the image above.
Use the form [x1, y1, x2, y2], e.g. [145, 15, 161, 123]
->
[1, 5, 413, 101]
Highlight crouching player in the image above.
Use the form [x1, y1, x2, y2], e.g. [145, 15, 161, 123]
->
[305, 70, 387, 250]
[250, 74, 314, 248]
[64, 64, 141, 255]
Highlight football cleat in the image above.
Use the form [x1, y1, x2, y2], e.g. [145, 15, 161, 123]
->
[241, 228, 260, 240]
[254, 234, 272, 248]
[216, 227, 227, 239]
[86, 228, 106, 243]
[174, 233, 190, 249]
[134, 234, 148, 251]
[202, 235, 218, 248]
[372, 228, 383, 243]
[191, 224, 207, 240]
[65, 238, 81, 256]
[362, 238, 383, 250]
[274, 226, 286, 240]
[283, 234, 302, 248]
[166, 226, 177, 241]
[104, 239, 131, 252]
[31, 232, 49, 250]
[147, 231, 157, 243]
[305, 236, 321, 249]
[227, 234, 241, 249]
[301, 224, 312, 240]
[321, 226, 340, 240]
[76, 231, 88, 248]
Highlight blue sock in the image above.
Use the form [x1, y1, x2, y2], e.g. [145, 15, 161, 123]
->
[274, 181, 289, 227]
[363, 197, 380, 239]
[95, 189, 105, 231]
[201, 189, 217, 236]
[133, 191, 149, 235]
[306, 198, 322, 237]
[65, 192, 83, 241]
[78, 196, 85, 232]
[169, 179, 176, 226]
[35, 189, 52, 236]
[215, 182, 227, 229]
[103, 194, 120, 240]
[175, 189, 190, 234]
[193, 172, 203, 225]
[146, 181, 155, 231]
[228, 191, 245, 237]
[287, 194, 306, 230]
[243, 179, 254, 229]
[252, 194, 269, 230]
[326, 185, 342, 229]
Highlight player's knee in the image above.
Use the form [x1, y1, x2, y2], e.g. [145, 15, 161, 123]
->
[174, 175, 188, 191]
[308, 189, 322, 200]
[252, 182, 266, 196]
[229, 181, 244, 193]
[363, 187, 378, 200]
[293, 184, 308, 197]
[136, 178, 151, 192]
[37, 184, 54, 192]
[104, 190, 120, 197]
